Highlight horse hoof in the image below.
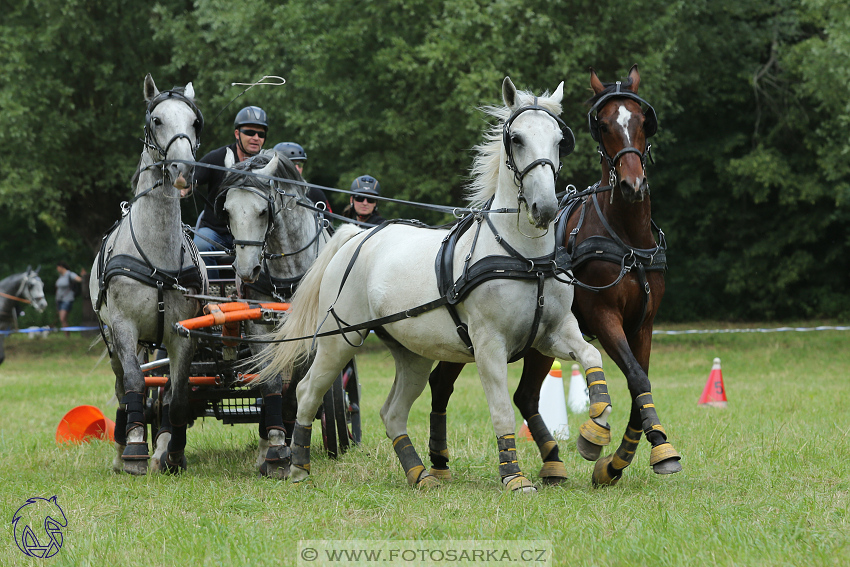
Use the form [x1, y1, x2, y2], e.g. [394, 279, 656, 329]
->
[649, 442, 682, 474]
[538, 460, 568, 485]
[652, 458, 683, 475]
[591, 455, 622, 487]
[123, 459, 148, 476]
[415, 474, 441, 491]
[289, 465, 310, 483]
[259, 445, 292, 479]
[504, 475, 537, 494]
[428, 467, 452, 481]
[161, 453, 187, 475]
[576, 435, 603, 461]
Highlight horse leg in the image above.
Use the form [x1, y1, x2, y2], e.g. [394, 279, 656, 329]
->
[473, 342, 535, 494]
[290, 339, 358, 483]
[599, 331, 682, 480]
[593, 402, 643, 486]
[381, 347, 440, 490]
[151, 331, 196, 474]
[258, 375, 291, 479]
[111, 357, 128, 473]
[427, 361, 465, 480]
[541, 316, 612, 463]
[514, 350, 567, 484]
[111, 322, 149, 475]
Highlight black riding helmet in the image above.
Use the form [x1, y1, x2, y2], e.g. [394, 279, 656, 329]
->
[234, 106, 268, 130]
[273, 142, 307, 161]
[351, 175, 380, 196]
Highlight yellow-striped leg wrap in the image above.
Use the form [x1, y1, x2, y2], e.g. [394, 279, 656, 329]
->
[497, 434, 522, 481]
[612, 426, 642, 470]
[291, 423, 312, 475]
[637, 392, 667, 444]
[526, 414, 559, 462]
[393, 434, 430, 487]
[428, 412, 450, 471]
[585, 367, 611, 419]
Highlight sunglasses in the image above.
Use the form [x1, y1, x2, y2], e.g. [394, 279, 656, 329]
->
[353, 195, 376, 204]
[240, 128, 266, 139]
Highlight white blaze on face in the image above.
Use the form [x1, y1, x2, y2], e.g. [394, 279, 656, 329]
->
[616, 104, 633, 145]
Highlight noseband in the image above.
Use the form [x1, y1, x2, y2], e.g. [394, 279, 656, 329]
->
[588, 82, 656, 193]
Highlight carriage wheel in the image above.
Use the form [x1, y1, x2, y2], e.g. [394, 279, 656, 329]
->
[343, 359, 362, 445]
[321, 373, 348, 458]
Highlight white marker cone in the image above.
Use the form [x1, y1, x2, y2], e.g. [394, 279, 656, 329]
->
[538, 361, 570, 440]
[568, 363, 590, 414]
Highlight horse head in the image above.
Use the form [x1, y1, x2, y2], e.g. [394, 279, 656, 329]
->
[588, 65, 657, 203]
[23, 269, 47, 313]
[143, 74, 203, 193]
[223, 153, 283, 283]
[495, 77, 571, 230]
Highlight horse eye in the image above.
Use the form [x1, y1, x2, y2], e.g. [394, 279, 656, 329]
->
[511, 134, 523, 146]
[259, 209, 267, 217]
[152, 117, 162, 126]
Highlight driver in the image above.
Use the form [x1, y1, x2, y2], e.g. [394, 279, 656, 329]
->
[190, 106, 268, 261]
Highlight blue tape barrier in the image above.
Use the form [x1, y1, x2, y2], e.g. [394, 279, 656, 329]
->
[0, 326, 100, 336]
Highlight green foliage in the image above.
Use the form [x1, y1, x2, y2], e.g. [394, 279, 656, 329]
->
[1, 0, 847, 320]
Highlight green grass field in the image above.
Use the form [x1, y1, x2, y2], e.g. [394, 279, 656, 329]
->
[1, 325, 848, 566]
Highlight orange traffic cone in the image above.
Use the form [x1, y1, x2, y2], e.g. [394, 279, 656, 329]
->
[698, 357, 728, 408]
[56, 405, 116, 444]
[567, 363, 589, 414]
[518, 420, 533, 439]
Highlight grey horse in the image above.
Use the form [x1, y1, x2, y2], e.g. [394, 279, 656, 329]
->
[0, 267, 48, 365]
[220, 152, 331, 477]
[90, 74, 207, 475]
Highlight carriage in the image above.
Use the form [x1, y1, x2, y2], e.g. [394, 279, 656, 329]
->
[137, 251, 362, 458]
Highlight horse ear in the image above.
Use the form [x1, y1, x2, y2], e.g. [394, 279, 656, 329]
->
[258, 153, 279, 179]
[502, 77, 518, 109]
[551, 81, 564, 105]
[144, 73, 159, 103]
[185, 82, 195, 100]
[35, 265, 41, 274]
[589, 67, 605, 95]
[627, 64, 641, 93]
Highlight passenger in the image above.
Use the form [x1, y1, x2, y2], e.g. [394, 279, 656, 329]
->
[272, 142, 332, 212]
[189, 106, 269, 267]
[342, 175, 386, 226]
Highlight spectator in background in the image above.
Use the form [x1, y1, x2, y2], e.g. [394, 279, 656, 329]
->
[55, 261, 83, 336]
[342, 175, 386, 226]
[273, 142, 332, 212]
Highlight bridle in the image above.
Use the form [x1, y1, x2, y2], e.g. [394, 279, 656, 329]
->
[142, 89, 204, 187]
[502, 97, 575, 238]
[502, 97, 575, 200]
[587, 82, 657, 194]
[1, 271, 45, 306]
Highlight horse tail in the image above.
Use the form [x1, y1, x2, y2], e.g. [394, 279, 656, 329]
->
[255, 224, 363, 383]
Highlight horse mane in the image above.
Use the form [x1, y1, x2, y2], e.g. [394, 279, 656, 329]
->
[586, 75, 637, 106]
[221, 152, 304, 196]
[467, 88, 563, 207]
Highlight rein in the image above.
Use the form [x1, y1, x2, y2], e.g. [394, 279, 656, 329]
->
[0, 291, 31, 304]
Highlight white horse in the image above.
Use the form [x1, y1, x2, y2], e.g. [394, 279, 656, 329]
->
[218, 152, 331, 477]
[90, 75, 207, 475]
[258, 78, 608, 492]
[0, 268, 48, 365]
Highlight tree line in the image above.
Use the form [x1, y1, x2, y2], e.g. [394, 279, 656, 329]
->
[1, 0, 847, 321]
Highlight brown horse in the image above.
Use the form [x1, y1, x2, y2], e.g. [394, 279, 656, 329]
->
[427, 65, 681, 486]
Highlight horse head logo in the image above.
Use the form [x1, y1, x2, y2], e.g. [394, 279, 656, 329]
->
[12, 496, 67, 558]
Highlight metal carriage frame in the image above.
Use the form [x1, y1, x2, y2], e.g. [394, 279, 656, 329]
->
[140, 250, 362, 458]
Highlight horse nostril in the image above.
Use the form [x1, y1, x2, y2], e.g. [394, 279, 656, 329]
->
[251, 266, 261, 281]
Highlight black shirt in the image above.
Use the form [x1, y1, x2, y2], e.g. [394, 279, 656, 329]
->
[193, 143, 238, 233]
